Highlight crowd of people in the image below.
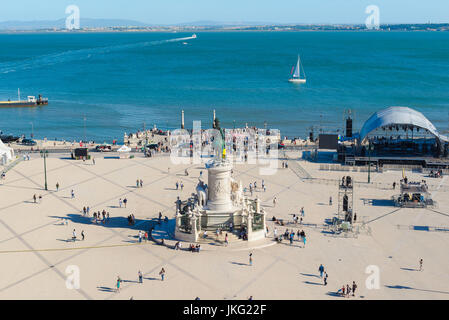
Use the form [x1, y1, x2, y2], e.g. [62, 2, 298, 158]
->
[273, 227, 307, 247]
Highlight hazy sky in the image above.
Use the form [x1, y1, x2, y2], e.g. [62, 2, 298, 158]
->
[1, 0, 448, 24]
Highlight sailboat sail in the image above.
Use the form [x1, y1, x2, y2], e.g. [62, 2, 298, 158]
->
[289, 54, 306, 83]
[292, 57, 300, 78]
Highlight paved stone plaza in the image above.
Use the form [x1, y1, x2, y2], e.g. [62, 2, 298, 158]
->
[0, 152, 448, 299]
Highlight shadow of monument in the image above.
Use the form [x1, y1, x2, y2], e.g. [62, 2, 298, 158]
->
[49, 214, 150, 231]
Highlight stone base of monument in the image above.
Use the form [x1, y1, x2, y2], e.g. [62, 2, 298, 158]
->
[174, 159, 267, 244]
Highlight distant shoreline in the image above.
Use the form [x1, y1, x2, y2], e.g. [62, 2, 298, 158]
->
[1, 30, 446, 35]
[1, 22, 448, 34]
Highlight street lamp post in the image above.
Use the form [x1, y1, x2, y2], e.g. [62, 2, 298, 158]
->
[30, 122, 34, 138]
[83, 115, 87, 143]
[368, 140, 373, 184]
[40, 150, 48, 190]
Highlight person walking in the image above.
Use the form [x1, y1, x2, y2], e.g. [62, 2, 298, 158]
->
[136, 179, 140, 188]
[123, 198, 128, 208]
[180, 182, 184, 191]
[300, 207, 305, 217]
[119, 198, 123, 208]
[138, 231, 142, 243]
[419, 258, 423, 271]
[71, 190, 75, 199]
[33, 194, 37, 203]
[352, 281, 357, 296]
[56, 182, 60, 191]
[273, 197, 277, 207]
[140, 179, 143, 188]
[319, 264, 325, 278]
[81, 230, 85, 241]
[249, 253, 253, 266]
[329, 196, 332, 206]
[72, 229, 77, 242]
[176, 182, 179, 190]
[303, 235, 306, 248]
[324, 272, 328, 286]
[224, 233, 229, 246]
[138, 270, 143, 284]
[159, 268, 166, 281]
[116, 276, 121, 292]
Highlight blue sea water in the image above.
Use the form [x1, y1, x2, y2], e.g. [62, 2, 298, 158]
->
[0, 31, 448, 142]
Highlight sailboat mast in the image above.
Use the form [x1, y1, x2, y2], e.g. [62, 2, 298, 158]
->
[297, 55, 300, 76]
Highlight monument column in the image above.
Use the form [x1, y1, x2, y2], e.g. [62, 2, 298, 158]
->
[207, 160, 233, 212]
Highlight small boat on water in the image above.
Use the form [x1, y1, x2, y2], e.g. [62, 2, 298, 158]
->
[289, 55, 306, 84]
[0, 89, 48, 107]
[191, 34, 197, 39]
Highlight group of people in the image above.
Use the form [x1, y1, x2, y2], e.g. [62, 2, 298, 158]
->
[292, 209, 305, 224]
[318, 264, 328, 286]
[71, 228, 85, 241]
[116, 267, 167, 292]
[189, 243, 201, 252]
[136, 179, 144, 188]
[175, 181, 184, 191]
[239, 226, 248, 241]
[247, 180, 266, 195]
[281, 161, 289, 169]
[127, 214, 136, 225]
[274, 227, 306, 247]
[83, 207, 111, 224]
[118, 198, 128, 208]
[32, 194, 43, 203]
[337, 281, 358, 297]
[138, 230, 149, 243]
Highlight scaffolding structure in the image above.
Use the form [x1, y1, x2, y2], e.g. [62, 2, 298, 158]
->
[338, 176, 354, 224]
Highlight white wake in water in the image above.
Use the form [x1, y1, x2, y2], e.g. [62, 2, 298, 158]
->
[0, 35, 197, 74]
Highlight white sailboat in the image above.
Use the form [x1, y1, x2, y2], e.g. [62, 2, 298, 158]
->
[289, 55, 306, 83]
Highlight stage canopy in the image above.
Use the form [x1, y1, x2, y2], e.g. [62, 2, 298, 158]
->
[359, 106, 449, 144]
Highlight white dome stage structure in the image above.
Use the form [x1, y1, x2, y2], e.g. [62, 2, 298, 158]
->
[359, 106, 449, 144]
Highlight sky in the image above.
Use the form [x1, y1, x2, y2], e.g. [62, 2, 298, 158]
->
[0, 0, 448, 24]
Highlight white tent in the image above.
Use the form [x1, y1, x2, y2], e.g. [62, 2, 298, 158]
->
[117, 145, 131, 153]
[0, 138, 14, 165]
